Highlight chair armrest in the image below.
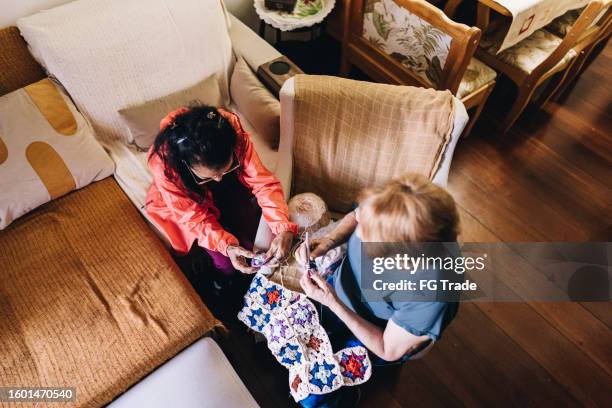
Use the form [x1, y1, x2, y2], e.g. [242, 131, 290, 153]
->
[431, 96, 468, 188]
[277, 77, 296, 200]
[227, 14, 303, 97]
[229, 14, 281, 71]
[253, 77, 297, 251]
[257, 56, 304, 97]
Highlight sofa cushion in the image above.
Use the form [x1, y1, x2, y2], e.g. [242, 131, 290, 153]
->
[480, 26, 577, 75]
[18, 0, 233, 144]
[119, 75, 224, 151]
[546, 8, 583, 37]
[107, 338, 257, 408]
[231, 57, 281, 149]
[457, 57, 497, 99]
[0, 78, 114, 229]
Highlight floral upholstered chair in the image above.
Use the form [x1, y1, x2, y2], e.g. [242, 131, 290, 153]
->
[340, 0, 497, 137]
[474, 0, 606, 133]
[545, 1, 612, 102]
[547, 8, 585, 38]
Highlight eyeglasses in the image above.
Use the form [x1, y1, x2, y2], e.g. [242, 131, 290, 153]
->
[183, 155, 240, 185]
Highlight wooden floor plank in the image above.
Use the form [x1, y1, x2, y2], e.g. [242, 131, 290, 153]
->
[451, 136, 610, 241]
[415, 329, 513, 406]
[384, 362, 462, 407]
[448, 171, 547, 241]
[458, 207, 612, 379]
[476, 302, 612, 406]
[530, 302, 612, 376]
[449, 303, 581, 406]
[580, 302, 612, 329]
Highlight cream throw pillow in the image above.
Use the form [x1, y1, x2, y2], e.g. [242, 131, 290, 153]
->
[0, 78, 114, 229]
[230, 57, 280, 149]
[17, 0, 233, 144]
[118, 75, 223, 151]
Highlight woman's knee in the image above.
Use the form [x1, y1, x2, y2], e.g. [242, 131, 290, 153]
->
[206, 249, 237, 277]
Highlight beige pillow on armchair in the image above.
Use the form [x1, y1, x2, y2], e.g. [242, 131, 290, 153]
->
[230, 57, 281, 149]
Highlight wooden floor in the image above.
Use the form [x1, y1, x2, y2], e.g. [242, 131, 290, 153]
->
[216, 37, 612, 407]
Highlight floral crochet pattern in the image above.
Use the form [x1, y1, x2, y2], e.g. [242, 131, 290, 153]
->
[339, 351, 368, 381]
[238, 274, 372, 401]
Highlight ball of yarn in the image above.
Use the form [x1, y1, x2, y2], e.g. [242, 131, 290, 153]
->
[288, 193, 330, 234]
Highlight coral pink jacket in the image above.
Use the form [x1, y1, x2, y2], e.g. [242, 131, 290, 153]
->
[145, 108, 297, 256]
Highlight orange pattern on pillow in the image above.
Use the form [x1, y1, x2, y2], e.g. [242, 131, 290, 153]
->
[24, 79, 77, 136]
[26, 141, 76, 199]
[0, 135, 7, 164]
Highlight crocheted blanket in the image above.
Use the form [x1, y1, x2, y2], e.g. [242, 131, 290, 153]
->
[238, 274, 372, 401]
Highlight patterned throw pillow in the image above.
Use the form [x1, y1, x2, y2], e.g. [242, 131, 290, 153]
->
[362, 0, 452, 87]
[0, 78, 114, 229]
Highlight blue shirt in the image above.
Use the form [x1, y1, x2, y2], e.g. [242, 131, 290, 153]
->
[334, 233, 459, 341]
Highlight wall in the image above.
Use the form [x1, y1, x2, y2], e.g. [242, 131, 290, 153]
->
[0, 0, 73, 28]
[224, 0, 259, 30]
[0, 0, 259, 30]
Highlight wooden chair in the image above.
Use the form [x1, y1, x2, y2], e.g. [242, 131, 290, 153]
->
[474, 0, 605, 133]
[340, 0, 497, 137]
[545, 1, 612, 102]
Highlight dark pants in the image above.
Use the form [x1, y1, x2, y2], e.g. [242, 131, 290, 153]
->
[202, 171, 262, 278]
[174, 173, 261, 319]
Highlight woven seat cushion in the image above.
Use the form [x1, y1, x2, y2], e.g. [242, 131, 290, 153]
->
[0, 177, 222, 406]
[480, 27, 577, 75]
[457, 57, 497, 99]
[547, 8, 582, 37]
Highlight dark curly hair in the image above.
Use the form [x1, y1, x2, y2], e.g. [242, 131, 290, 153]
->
[150, 105, 239, 203]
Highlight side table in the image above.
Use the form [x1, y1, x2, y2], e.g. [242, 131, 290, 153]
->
[254, 0, 336, 43]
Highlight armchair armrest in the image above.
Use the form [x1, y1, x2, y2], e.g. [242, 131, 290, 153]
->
[253, 77, 297, 251]
[276, 76, 296, 200]
[228, 14, 303, 97]
[257, 56, 304, 97]
[229, 14, 281, 71]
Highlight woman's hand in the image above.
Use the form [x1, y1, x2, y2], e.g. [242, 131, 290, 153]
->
[295, 236, 335, 266]
[227, 245, 256, 274]
[300, 270, 338, 307]
[266, 230, 294, 262]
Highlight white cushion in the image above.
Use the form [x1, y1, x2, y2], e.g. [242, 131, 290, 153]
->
[18, 0, 234, 144]
[480, 27, 577, 75]
[0, 78, 114, 229]
[228, 14, 281, 72]
[547, 8, 582, 37]
[231, 57, 281, 149]
[107, 338, 258, 408]
[232, 105, 279, 173]
[457, 57, 497, 99]
[119, 75, 224, 151]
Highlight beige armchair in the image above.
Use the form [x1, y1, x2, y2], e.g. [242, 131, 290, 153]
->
[254, 75, 469, 249]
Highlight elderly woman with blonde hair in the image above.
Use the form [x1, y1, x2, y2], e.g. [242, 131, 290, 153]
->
[295, 173, 461, 407]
